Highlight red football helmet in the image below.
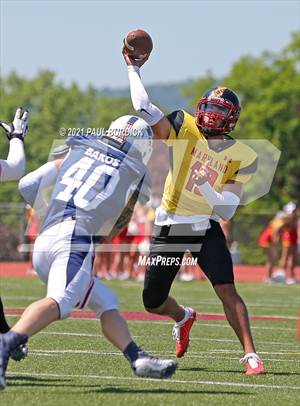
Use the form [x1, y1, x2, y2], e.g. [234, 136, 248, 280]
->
[195, 87, 241, 136]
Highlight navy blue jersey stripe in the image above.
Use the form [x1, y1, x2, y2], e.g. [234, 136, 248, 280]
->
[65, 230, 92, 287]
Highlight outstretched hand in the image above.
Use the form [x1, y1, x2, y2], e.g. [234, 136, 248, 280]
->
[0, 107, 29, 141]
[122, 45, 149, 68]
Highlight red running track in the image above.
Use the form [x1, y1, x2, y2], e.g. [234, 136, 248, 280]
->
[1, 262, 300, 282]
[4, 308, 293, 322]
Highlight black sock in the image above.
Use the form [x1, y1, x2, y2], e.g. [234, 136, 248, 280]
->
[0, 297, 10, 333]
[123, 341, 143, 364]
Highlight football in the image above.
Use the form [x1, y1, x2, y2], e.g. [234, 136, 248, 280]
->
[123, 29, 153, 61]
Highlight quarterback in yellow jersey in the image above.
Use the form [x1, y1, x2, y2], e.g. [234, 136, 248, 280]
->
[123, 47, 264, 376]
[161, 108, 257, 217]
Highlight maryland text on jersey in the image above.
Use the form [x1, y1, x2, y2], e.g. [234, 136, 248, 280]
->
[161, 110, 258, 216]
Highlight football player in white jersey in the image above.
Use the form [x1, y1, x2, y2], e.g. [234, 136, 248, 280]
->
[0, 115, 177, 390]
[0, 108, 29, 362]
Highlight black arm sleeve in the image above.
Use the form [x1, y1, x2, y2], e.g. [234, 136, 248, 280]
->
[166, 110, 184, 137]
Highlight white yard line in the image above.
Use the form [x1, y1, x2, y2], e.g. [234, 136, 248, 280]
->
[38, 331, 298, 348]
[4, 296, 299, 308]
[128, 320, 297, 331]
[194, 322, 297, 331]
[181, 302, 299, 309]
[5, 314, 297, 332]
[38, 331, 141, 339]
[5, 310, 298, 320]
[38, 331, 295, 348]
[30, 349, 123, 355]
[29, 348, 300, 359]
[130, 321, 297, 331]
[190, 338, 298, 346]
[27, 348, 300, 356]
[178, 297, 300, 305]
[4, 291, 299, 303]
[40, 332, 103, 338]
[1, 296, 40, 301]
[6, 371, 300, 390]
[28, 350, 299, 363]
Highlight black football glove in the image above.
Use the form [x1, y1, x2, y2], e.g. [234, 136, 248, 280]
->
[0, 107, 29, 141]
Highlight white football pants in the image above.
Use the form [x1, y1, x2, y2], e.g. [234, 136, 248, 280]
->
[33, 220, 118, 319]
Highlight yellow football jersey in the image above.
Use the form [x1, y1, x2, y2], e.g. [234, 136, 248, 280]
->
[161, 110, 258, 216]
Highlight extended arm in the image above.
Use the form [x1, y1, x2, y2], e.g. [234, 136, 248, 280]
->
[0, 139, 26, 181]
[123, 50, 171, 140]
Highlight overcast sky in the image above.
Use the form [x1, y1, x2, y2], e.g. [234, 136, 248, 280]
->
[1, 0, 299, 89]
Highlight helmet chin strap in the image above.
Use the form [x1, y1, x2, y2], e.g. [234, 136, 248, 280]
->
[204, 132, 230, 140]
[198, 125, 230, 140]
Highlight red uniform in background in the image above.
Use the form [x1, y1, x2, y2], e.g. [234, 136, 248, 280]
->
[258, 202, 298, 283]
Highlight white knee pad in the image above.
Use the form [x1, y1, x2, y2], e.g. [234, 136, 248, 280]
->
[50, 276, 118, 320]
[88, 278, 119, 318]
[55, 292, 79, 320]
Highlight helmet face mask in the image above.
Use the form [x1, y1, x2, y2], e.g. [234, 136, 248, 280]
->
[195, 87, 241, 136]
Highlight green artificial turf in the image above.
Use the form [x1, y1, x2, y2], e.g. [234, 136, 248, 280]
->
[1, 278, 299, 405]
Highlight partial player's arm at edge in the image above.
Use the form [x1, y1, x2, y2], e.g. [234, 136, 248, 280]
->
[0, 139, 25, 182]
[0, 107, 29, 182]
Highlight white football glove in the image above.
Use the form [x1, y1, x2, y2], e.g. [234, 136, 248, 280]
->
[0, 107, 29, 141]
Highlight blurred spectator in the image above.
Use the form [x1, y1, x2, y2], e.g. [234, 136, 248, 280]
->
[113, 225, 136, 280]
[24, 205, 40, 273]
[128, 204, 151, 281]
[93, 245, 115, 280]
[220, 219, 240, 264]
[277, 202, 298, 284]
[258, 202, 298, 283]
[258, 211, 283, 281]
[178, 251, 204, 282]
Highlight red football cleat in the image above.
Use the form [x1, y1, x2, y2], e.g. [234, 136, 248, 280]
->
[240, 353, 265, 376]
[172, 308, 196, 358]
